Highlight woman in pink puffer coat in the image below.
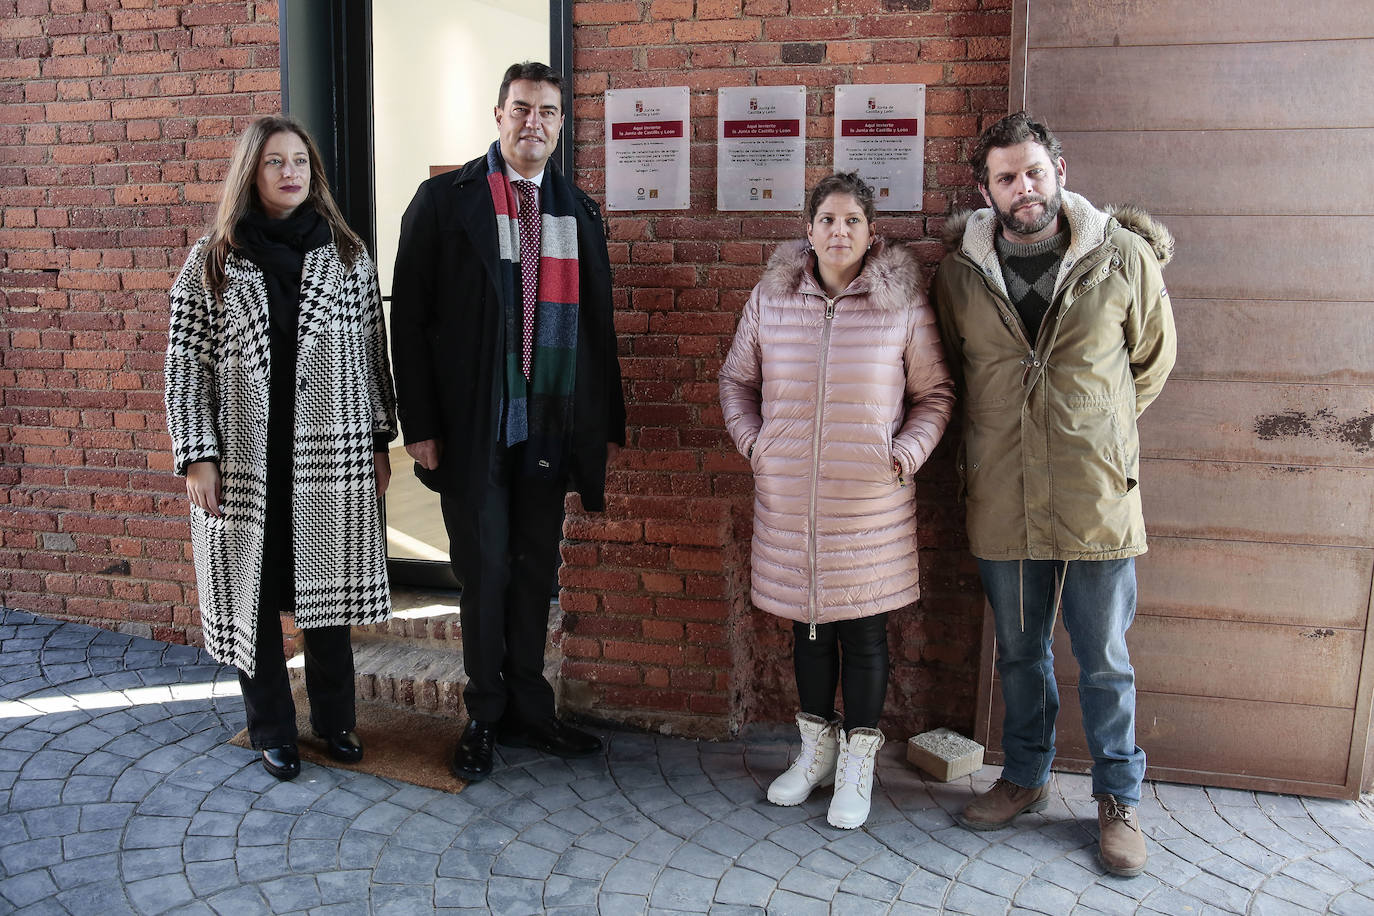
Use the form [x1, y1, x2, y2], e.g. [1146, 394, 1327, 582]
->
[720, 173, 954, 829]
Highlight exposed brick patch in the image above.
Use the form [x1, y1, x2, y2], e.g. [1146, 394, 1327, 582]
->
[781, 42, 826, 64]
[566, 0, 1006, 738]
[0, 1, 278, 652]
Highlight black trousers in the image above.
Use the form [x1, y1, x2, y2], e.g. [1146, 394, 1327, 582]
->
[793, 613, 890, 732]
[440, 444, 567, 725]
[237, 597, 356, 750]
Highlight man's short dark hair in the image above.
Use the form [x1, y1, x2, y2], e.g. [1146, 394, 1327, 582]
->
[497, 62, 564, 108]
[970, 111, 1063, 188]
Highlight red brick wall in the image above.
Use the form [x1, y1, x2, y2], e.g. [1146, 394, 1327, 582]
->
[0, 0, 1003, 740]
[559, 0, 1011, 737]
[0, 0, 281, 642]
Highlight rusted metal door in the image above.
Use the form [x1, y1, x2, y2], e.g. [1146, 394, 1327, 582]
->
[976, 0, 1374, 799]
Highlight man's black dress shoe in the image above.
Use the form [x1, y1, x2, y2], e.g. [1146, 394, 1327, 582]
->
[314, 729, 364, 764]
[498, 718, 602, 758]
[261, 745, 300, 781]
[451, 720, 495, 782]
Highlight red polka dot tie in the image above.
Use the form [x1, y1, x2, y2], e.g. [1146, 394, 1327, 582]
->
[515, 179, 540, 381]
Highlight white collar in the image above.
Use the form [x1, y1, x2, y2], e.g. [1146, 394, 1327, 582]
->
[504, 165, 545, 189]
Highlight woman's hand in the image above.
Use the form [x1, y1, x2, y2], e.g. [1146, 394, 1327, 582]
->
[186, 461, 223, 517]
[374, 451, 391, 497]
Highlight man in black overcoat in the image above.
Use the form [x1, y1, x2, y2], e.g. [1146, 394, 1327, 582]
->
[391, 61, 625, 781]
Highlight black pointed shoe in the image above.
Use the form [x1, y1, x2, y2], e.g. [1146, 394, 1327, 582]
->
[498, 718, 602, 759]
[451, 720, 496, 782]
[261, 745, 300, 781]
[314, 729, 364, 764]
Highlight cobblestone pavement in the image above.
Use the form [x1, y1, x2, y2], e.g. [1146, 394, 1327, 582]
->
[3, 608, 1374, 915]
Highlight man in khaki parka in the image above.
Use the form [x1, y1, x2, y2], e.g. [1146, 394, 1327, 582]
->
[931, 112, 1175, 877]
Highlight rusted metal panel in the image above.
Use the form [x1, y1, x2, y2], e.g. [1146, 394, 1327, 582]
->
[1172, 299, 1374, 386]
[1059, 129, 1374, 217]
[974, 600, 1365, 798]
[997, 0, 1374, 800]
[1139, 381, 1374, 468]
[1164, 216, 1374, 302]
[1010, 0, 1029, 113]
[1027, 0, 1374, 48]
[1027, 41, 1374, 132]
[1367, 738, 1374, 792]
[1356, 569, 1374, 793]
[1143, 460, 1374, 547]
[1138, 538, 1372, 629]
[1045, 615, 1363, 708]
[984, 685, 1357, 796]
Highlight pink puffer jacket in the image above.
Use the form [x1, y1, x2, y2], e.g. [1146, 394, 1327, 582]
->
[719, 239, 955, 628]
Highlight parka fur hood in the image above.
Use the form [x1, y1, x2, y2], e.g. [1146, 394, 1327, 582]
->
[941, 190, 1172, 305]
[719, 237, 955, 625]
[941, 193, 1174, 268]
[1105, 203, 1174, 267]
[757, 238, 924, 309]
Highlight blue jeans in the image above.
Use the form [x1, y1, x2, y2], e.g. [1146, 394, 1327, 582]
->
[977, 557, 1146, 805]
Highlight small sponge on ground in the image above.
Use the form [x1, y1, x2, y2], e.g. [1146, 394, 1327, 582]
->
[906, 728, 984, 782]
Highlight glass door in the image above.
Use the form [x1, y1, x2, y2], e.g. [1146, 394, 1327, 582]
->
[373, 0, 556, 585]
[280, 0, 569, 587]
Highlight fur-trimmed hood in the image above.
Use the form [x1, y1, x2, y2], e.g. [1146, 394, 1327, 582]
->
[942, 192, 1173, 268]
[940, 209, 973, 251]
[1104, 203, 1174, 267]
[941, 190, 1171, 301]
[758, 238, 924, 309]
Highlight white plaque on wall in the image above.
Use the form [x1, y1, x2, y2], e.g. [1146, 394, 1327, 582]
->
[605, 87, 690, 210]
[717, 86, 806, 211]
[833, 84, 925, 212]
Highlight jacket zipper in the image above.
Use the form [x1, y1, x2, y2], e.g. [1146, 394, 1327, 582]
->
[957, 244, 1117, 556]
[807, 295, 837, 640]
[958, 248, 1113, 388]
[957, 253, 1039, 382]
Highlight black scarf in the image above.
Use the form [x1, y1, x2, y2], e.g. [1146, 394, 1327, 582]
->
[233, 206, 333, 576]
[235, 206, 332, 338]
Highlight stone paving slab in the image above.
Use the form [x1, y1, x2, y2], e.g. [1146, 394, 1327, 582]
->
[3, 607, 1374, 914]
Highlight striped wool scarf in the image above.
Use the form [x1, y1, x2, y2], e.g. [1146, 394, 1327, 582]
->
[486, 141, 580, 480]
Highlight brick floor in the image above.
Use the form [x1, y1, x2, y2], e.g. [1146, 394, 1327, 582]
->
[2, 607, 1373, 914]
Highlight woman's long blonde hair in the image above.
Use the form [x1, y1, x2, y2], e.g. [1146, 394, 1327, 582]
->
[204, 116, 364, 295]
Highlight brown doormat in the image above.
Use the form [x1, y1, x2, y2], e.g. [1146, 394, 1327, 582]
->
[228, 681, 467, 793]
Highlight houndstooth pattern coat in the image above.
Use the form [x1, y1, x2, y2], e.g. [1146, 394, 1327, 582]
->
[165, 236, 398, 676]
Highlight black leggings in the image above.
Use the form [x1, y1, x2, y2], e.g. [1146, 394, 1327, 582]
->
[793, 613, 889, 732]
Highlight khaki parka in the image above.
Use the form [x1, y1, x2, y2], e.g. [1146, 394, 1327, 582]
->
[931, 190, 1176, 561]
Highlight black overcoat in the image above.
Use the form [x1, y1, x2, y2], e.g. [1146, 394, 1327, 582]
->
[390, 155, 625, 510]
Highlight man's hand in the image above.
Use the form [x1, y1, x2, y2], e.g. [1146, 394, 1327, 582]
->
[186, 461, 223, 517]
[374, 452, 392, 497]
[607, 441, 621, 464]
[406, 438, 442, 471]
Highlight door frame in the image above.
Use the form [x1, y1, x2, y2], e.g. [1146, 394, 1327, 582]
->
[278, 0, 575, 588]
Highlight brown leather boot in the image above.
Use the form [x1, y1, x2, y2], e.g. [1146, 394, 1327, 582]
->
[1096, 794, 1147, 876]
[956, 777, 1049, 830]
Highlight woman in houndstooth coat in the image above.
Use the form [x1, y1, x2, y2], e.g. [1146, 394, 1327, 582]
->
[165, 116, 397, 781]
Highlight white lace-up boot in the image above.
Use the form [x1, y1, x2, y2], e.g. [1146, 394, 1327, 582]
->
[767, 713, 840, 806]
[827, 727, 884, 829]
